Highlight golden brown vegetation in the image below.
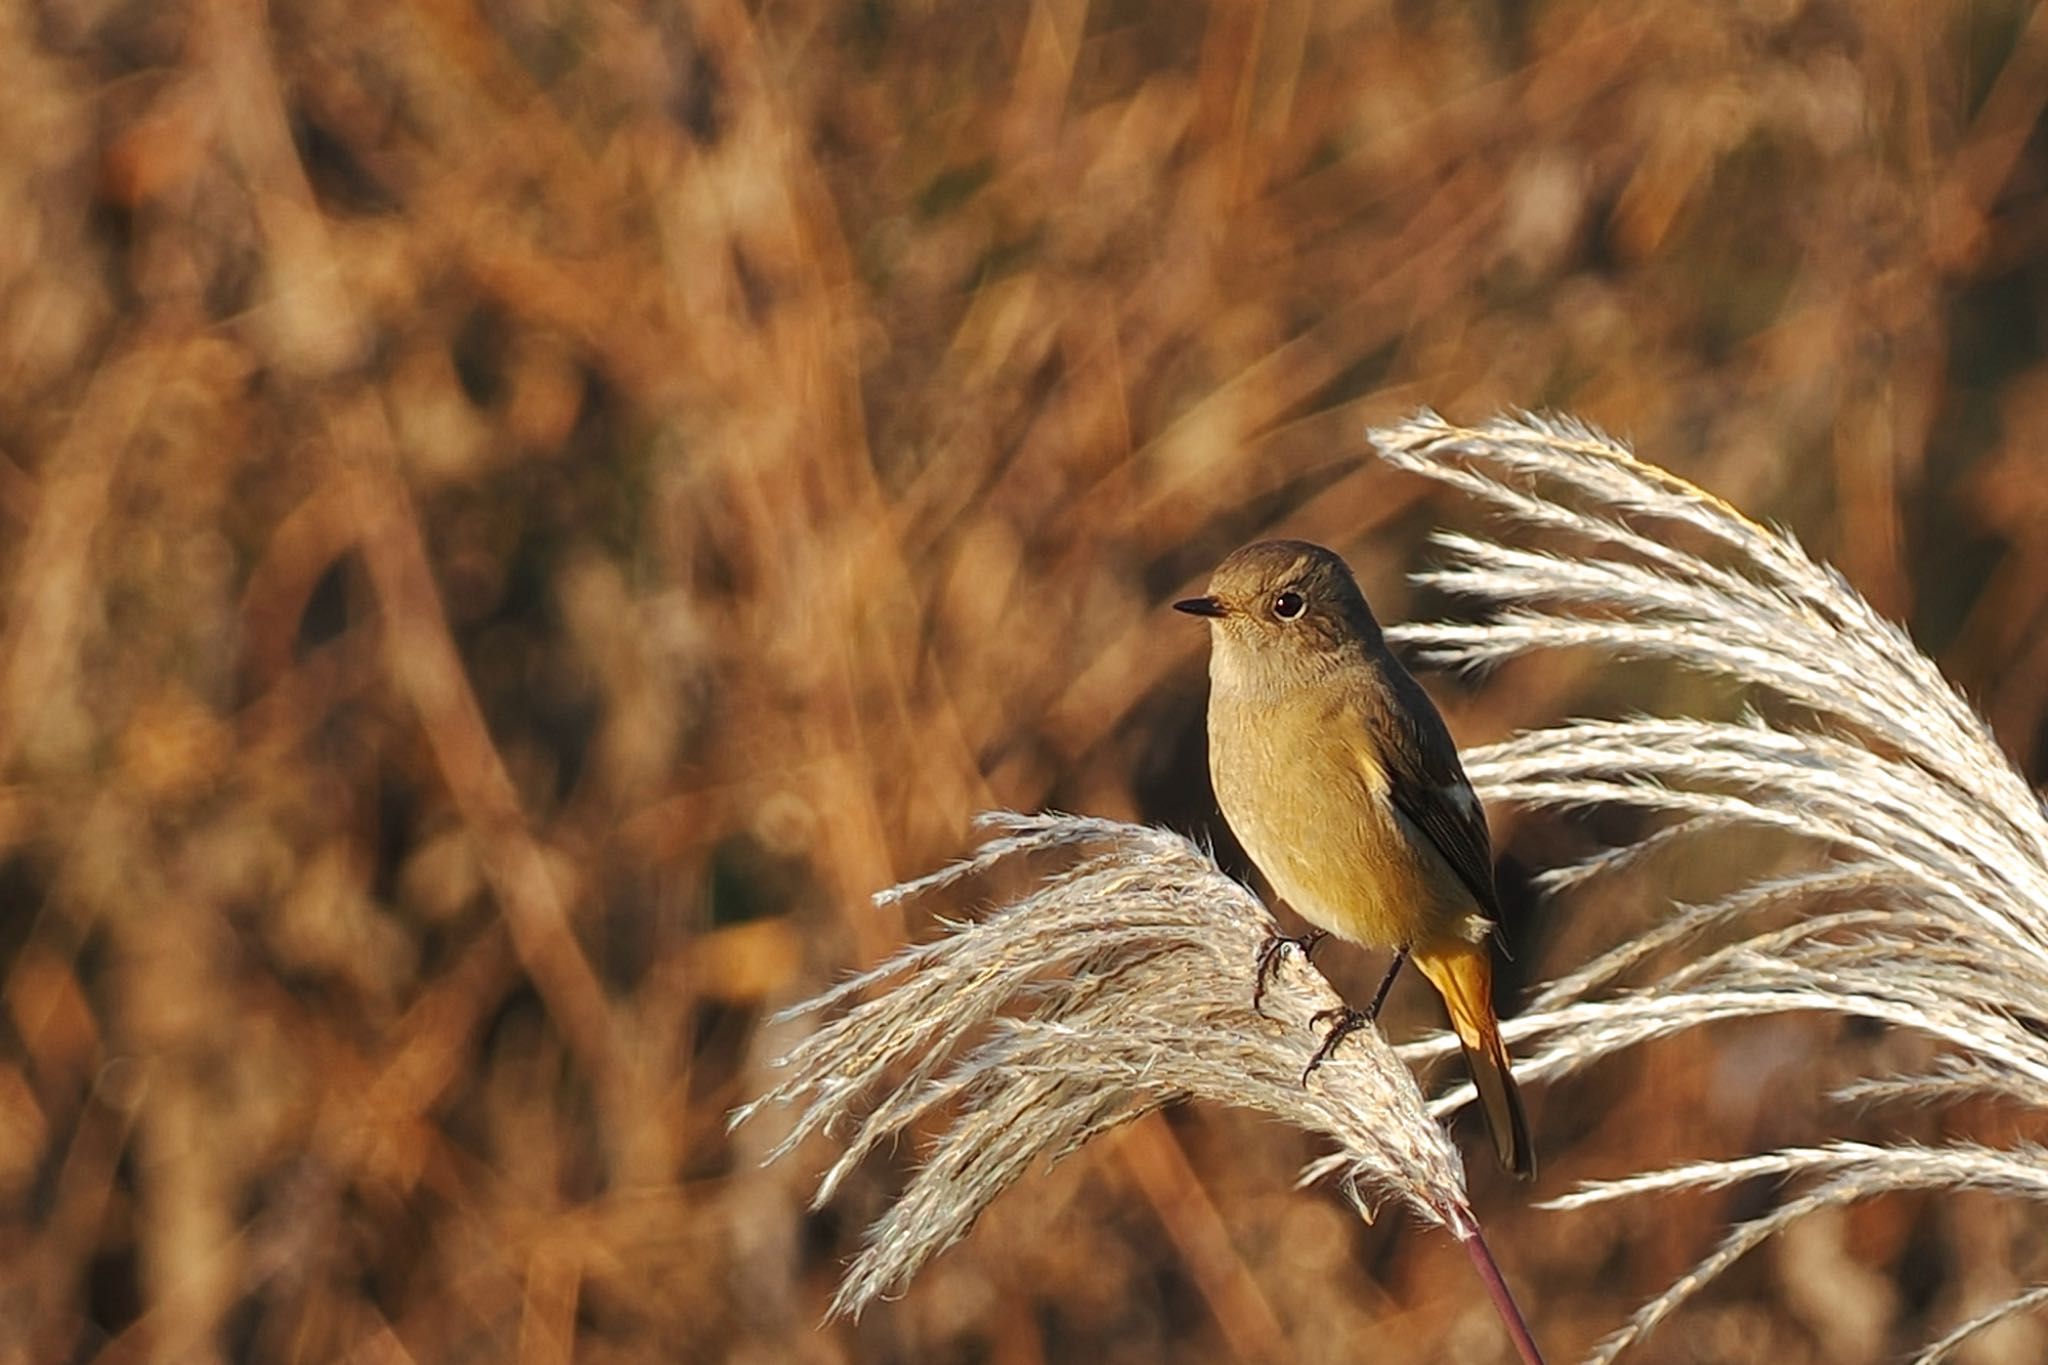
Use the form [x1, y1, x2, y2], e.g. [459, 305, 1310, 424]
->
[6, 1, 2048, 1362]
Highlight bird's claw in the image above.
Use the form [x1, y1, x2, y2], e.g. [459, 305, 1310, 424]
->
[1302, 1006, 1373, 1083]
[1252, 928, 1327, 1018]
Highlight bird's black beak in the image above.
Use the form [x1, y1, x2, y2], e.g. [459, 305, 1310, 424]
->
[1173, 596, 1227, 618]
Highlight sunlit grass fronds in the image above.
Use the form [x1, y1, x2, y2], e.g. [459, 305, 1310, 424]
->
[734, 812, 1480, 1322]
[1545, 1143, 2048, 1365]
[1380, 413, 2048, 854]
[1373, 411, 2048, 1362]
[1836, 1054, 2048, 1112]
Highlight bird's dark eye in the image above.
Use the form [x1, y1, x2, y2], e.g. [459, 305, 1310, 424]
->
[1271, 590, 1306, 621]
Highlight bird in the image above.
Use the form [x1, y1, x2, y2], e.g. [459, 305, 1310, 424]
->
[1175, 539, 1535, 1178]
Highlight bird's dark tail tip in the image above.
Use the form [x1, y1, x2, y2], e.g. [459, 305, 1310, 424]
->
[1468, 1026, 1536, 1181]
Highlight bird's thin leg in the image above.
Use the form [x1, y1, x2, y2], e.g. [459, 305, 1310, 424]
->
[1252, 927, 1327, 1018]
[1363, 946, 1409, 1021]
[1299, 947, 1408, 1082]
[1302, 1006, 1372, 1083]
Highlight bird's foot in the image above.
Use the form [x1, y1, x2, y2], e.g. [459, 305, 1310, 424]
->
[1302, 1006, 1374, 1083]
[1252, 928, 1327, 1018]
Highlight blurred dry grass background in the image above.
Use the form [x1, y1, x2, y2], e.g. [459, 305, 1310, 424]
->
[6, 0, 2048, 1361]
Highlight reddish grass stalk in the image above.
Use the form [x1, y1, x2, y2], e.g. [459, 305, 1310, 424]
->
[1449, 1209, 1545, 1365]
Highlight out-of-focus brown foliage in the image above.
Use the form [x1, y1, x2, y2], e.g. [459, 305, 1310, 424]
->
[4, 1, 2048, 1361]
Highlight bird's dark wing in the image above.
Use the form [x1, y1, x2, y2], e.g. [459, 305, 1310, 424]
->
[1368, 670, 1501, 918]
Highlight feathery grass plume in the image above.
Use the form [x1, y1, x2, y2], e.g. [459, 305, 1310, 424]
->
[735, 811, 1543, 1363]
[1372, 411, 2048, 1364]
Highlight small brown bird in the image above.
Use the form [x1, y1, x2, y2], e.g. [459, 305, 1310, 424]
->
[1176, 539, 1535, 1178]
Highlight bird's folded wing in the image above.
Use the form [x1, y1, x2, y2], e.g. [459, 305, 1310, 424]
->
[1358, 679, 1501, 918]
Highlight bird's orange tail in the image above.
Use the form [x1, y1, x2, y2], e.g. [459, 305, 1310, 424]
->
[1414, 942, 1535, 1180]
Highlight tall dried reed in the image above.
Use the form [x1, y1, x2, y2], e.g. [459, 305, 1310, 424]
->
[735, 811, 1542, 1362]
[1375, 411, 2048, 1363]
[745, 410, 2048, 1362]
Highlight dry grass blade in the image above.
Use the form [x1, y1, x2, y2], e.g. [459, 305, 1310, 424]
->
[1912, 1283, 2048, 1365]
[734, 811, 1533, 1346]
[1543, 1143, 2048, 1365]
[1372, 412, 2048, 1362]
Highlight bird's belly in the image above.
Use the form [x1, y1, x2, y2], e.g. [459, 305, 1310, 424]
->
[1242, 796, 1436, 946]
[1210, 706, 1456, 948]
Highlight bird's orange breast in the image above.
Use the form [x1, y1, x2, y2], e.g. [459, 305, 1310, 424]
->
[1207, 688, 1471, 949]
